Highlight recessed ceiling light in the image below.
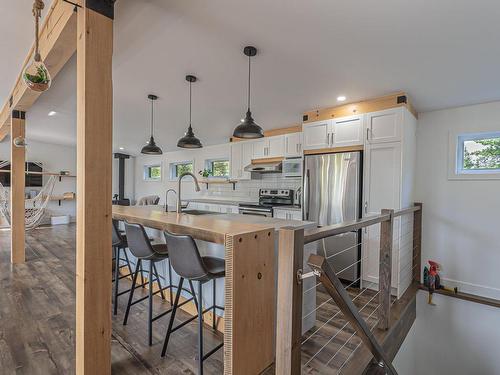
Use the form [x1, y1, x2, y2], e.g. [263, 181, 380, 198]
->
[48, 111, 57, 116]
[337, 96, 346, 102]
[119, 147, 124, 150]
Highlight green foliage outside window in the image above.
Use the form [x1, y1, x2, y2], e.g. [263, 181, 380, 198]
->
[149, 166, 161, 179]
[463, 137, 500, 170]
[210, 160, 229, 177]
[175, 163, 193, 177]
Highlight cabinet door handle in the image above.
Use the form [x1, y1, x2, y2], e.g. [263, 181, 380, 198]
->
[366, 128, 370, 141]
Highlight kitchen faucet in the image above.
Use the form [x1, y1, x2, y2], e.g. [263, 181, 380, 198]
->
[165, 189, 177, 212]
[177, 172, 201, 213]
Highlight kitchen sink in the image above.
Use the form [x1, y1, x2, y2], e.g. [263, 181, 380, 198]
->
[181, 209, 221, 216]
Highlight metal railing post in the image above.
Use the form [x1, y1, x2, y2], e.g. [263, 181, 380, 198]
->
[412, 202, 423, 283]
[378, 209, 394, 330]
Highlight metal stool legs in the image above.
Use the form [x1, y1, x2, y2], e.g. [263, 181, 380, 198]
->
[113, 246, 133, 316]
[161, 278, 224, 375]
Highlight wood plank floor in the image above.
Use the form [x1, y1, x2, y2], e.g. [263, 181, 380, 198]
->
[0, 224, 382, 375]
[0, 224, 223, 375]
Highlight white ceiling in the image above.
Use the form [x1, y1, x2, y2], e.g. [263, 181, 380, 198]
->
[2, 0, 500, 153]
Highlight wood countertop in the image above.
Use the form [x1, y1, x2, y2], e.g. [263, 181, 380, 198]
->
[112, 205, 314, 244]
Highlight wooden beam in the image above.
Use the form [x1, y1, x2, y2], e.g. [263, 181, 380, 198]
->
[303, 92, 418, 124]
[303, 144, 364, 156]
[10, 110, 26, 264]
[75, 3, 113, 375]
[412, 203, 423, 283]
[224, 229, 276, 375]
[276, 227, 304, 375]
[307, 254, 398, 375]
[378, 209, 394, 330]
[0, 0, 79, 141]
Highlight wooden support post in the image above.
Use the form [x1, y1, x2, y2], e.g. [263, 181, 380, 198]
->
[224, 228, 276, 375]
[75, 2, 114, 375]
[276, 227, 304, 375]
[412, 203, 423, 283]
[378, 209, 394, 330]
[10, 110, 26, 264]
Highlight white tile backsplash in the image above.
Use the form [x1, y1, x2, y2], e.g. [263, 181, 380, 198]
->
[184, 175, 301, 202]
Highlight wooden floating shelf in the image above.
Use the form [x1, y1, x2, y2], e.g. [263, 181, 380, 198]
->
[417, 284, 500, 309]
[198, 179, 238, 190]
[49, 193, 76, 206]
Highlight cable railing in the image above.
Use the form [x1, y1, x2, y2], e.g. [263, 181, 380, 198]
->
[276, 203, 422, 375]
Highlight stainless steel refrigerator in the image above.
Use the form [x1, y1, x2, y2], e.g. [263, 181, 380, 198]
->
[303, 152, 361, 282]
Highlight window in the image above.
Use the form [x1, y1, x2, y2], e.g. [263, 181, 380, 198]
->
[144, 164, 162, 181]
[457, 132, 500, 174]
[205, 159, 230, 178]
[169, 161, 194, 180]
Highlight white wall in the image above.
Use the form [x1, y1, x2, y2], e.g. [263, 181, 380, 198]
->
[416, 101, 500, 299]
[0, 139, 77, 225]
[394, 291, 500, 375]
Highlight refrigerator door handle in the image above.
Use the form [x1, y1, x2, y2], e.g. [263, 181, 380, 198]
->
[304, 169, 310, 220]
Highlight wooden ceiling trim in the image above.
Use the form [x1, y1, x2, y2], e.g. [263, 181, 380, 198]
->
[302, 92, 418, 124]
[0, 0, 80, 141]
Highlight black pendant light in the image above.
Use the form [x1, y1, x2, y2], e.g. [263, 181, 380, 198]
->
[141, 94, 163, 155]
[177, 75, 203, 148]
[233, 46, 264, 139]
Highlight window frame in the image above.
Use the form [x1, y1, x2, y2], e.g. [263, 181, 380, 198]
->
[143, 163, 162, 182]
[449, 131, 500, 180]
[169, 160, 194, 181]
[204, 158, 230, 179]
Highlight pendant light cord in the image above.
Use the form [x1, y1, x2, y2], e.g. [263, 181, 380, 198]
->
[150, 97, 154, 137]
[247, 54, 251, 111]
[32, 0, 44, 62]
[189, 80, 192, 127]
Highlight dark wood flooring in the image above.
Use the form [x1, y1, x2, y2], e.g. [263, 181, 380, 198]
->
[0, 224, 381, 375]
[0, 224, 223, 375]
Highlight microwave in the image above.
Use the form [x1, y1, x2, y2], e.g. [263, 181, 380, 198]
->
[282, 157, 303, 177]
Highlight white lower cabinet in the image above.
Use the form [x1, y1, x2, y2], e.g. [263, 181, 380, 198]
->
[274, 208, 302, 221]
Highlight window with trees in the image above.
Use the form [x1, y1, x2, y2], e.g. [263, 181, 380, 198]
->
[457, 132, 500, 174]
[143, 164, 162, 181]
[170, 161, 194, 179]
[205, 159, 230, 178]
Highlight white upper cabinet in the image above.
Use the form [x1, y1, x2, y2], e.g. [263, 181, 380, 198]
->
[230, 141, 252, 180]
[303, 116, 363, 150]
[332, 115, 364, 147]
[365, 108, 402, 144]
[284, 132, 303, 157]
[252, 135, 285, 159]
[303, 120, 332, 150]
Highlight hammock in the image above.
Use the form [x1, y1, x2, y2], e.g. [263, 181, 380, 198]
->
[0, 160, 57, 230]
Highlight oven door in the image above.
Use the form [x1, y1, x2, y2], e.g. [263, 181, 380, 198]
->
[238, 207, 273, 217]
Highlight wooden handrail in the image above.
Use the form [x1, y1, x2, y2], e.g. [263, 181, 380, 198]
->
[303, 213, 391, 244]
[393, 205, 421, 217]
[307, 254, 398, 375]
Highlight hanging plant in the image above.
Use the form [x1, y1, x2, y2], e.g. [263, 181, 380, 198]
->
[23, 0, 51, 93]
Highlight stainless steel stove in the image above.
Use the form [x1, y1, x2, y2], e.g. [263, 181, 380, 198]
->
[238, 189, 294, 217]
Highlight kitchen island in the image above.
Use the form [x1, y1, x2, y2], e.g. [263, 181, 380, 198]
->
[112, 205, 316, 374]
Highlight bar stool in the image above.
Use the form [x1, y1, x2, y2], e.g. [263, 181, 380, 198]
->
[112, 219, 134, 315]
[123, 221, 198, 346]
[161, 230, 225, 375]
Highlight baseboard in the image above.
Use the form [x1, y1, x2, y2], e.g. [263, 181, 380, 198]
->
[440, 277, 500, 301]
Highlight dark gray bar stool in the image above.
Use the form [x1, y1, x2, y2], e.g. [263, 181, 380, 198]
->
[123, 221, 198, 346]
[161, 230, 225, 375]
[112, 219, 134, 316]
